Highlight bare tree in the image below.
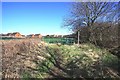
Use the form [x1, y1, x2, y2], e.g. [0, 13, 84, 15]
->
[63, 2, 117, 45]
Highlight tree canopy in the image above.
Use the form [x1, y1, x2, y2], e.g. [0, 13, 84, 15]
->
[63, 2, 119, 47]
[63, 2, 118, 31]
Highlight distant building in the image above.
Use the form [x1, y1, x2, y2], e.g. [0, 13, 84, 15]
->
[6, 33, 12, 36]
[7, 32, 22, 38]
[27, 34, 34, 38]
[44, 34, 63, 38]
[21, 35, 26, 38]
[53, 35, 63, 38]
[53, 35, 57, 37]
[57, 35, 63, 38]
[34, 34, 42, 38]
[0, 34, 7, 36]
[1, 32, 42, 39]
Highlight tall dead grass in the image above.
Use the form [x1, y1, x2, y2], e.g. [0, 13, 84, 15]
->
[1, 39, 43, 78]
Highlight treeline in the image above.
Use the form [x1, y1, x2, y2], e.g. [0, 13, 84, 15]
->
[63, 2, 120, 57]
[63, 2, 119, 48]
[74, 22, 119, 48]
[67, 22, 120, 58]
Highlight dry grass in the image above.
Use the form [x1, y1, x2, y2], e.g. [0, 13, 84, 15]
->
[1, 39, 44, 78]
[1, 39, 120, 79]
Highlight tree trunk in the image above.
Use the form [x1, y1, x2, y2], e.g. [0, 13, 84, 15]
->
[89, 26, 97, 45]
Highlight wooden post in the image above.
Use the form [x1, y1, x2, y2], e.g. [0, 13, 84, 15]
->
[78, 30, 80, 45]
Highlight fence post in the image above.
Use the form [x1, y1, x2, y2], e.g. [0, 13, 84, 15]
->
[78, 31, 80, 45]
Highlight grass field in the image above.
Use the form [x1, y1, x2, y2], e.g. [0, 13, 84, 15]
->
[22, 43, 120, 79]
[42, 37, 75, 45]
[1, 39, 120, 79]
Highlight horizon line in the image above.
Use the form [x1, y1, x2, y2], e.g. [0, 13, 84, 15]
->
[1, 32, 71, 36]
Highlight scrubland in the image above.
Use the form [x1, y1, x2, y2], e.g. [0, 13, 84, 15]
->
[1, 39, 120, 79]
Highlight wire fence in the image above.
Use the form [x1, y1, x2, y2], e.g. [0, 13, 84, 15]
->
[42, 37, 75, 45]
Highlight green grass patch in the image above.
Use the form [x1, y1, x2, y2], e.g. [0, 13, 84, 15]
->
[42, 37, 75, 45]
[22, 43, 120, 78]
